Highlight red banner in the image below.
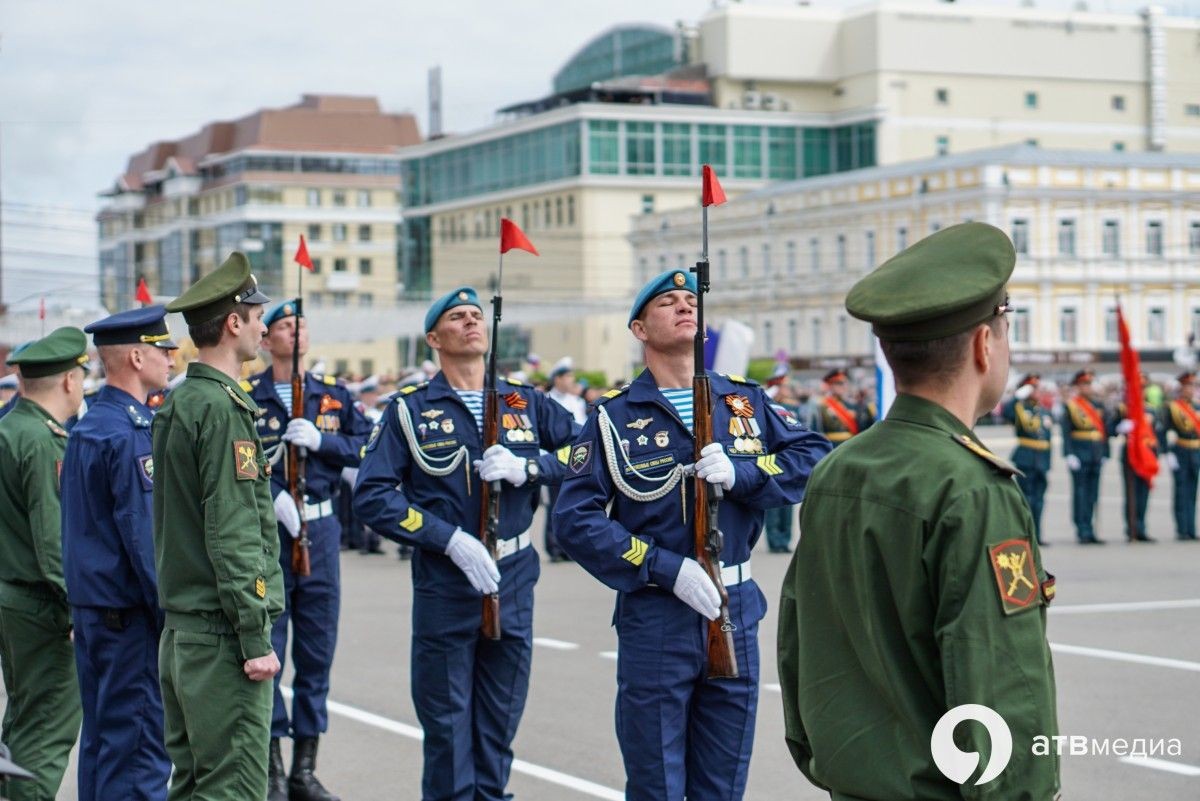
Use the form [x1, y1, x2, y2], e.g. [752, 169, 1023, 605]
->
[499, 218, 538, 256]
[294, 234, 314, 271]
[1117, 304, 1158, 485]
[702, 164, 727, 207]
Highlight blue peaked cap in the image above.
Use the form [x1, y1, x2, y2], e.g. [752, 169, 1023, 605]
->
[84, 305, 177, 349]
[264, 298, 302, 329]
[628, 269, 698, 326]
[425, 287, 482, 333]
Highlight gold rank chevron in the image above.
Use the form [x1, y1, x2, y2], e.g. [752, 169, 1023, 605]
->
[756, 454, 783, 476]
[621, 536, 649, 566]
[399, 508, 423, 532]
[556, 445, 571, 465]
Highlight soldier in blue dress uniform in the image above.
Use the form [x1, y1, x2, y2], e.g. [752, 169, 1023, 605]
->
[553, 271, 831, 801]
[1161, 371, 1200, 541]
[1061, 370, 1115, 544]
[245, 300, 373, 801]
[61, 306, 177, 801]
[1002, 373, 1052, 544]
[353, 287, 578, 801]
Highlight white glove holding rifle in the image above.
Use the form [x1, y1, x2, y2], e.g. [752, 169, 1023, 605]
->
[273, 491, 301, 539]
[672, 558, 721, 621]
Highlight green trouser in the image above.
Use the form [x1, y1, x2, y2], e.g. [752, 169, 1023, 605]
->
[0, 589, 81, 801]
[159, 624, 272, 801]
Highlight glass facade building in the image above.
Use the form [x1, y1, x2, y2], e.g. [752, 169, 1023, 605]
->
[553, 26, 681, 95]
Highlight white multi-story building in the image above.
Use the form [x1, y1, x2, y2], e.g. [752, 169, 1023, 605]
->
[629, 144, 1200, 372]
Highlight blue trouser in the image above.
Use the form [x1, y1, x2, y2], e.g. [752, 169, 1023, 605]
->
[614, 580, 764, 801]
[411, 548, 538, 801]
[72, 606, 170, 801]
[1070, 460, 1102, 540]
[1016, 469, 1048, 542]
[1172, 447, 1200, 539]
[1121, 460, 1151, 539]
[271, 514, 341, 739]
[763, 505, 793, 550]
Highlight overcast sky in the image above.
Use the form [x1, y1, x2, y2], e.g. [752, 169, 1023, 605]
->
[2, 0, 1197, 312]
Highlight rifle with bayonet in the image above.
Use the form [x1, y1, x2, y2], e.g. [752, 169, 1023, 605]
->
[479, 282, 503, 641]
[289, 298, 311, 577]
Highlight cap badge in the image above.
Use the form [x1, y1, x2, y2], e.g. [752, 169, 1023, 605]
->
[672, 272, 686, 287]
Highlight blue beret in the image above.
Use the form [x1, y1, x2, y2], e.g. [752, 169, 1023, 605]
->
[265, 298, 302, 329]
[629, 269, 697, 326]
[85, 305, 177, 349]
[425, 287, 482, 333]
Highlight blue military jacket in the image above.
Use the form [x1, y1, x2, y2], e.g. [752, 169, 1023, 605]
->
[554, 369, 831, 595]
[1061, 396, 1114, 464]
[60, 385, 159, 611]
[247, 369, 373, 502]
[353, 372, 577, 594]
[1002, 396, 1053, 473]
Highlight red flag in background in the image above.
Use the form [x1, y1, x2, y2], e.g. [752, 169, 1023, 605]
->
[294, 234, 314, 270]
[135, 277, 153, 306]
[38, 298, 45, 320]
[499, 218, 538, 256]
[701, 164, 727, 207]
[1117, 303, 1159, 485]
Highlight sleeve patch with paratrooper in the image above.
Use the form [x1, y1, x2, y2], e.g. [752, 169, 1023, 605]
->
[988, 538, 1042, 615]
[399, 508, 424, 532]
[622, 536, 649, 566]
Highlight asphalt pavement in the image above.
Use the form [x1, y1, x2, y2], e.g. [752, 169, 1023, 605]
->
[7, 427, 1199, 800]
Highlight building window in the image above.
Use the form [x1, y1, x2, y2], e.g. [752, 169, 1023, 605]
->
[935, 88, 949, 105]
[1025, 91, 1038, 109]
[738, 246, 749, 278]
[357, 190, 372, 207]
[625, 121, 655, 176]
[698, 124, 727, 175]
[359, 258, 372, 275]
[332, 293, 348, 308]
[555, 197, 563, 226]
[1104, 308, 1119, 343]
[1148, 307, 1166, 343]
[588, 120, 619, 175]
[662, 123, 692, 177]
[361, 358, 375, 375]
[716, 250, 727, 281]
[897, 226, 908, 253]
[1146, 220, 1163, 257]
[332, 224, 347, 242]
[763, 320, 774, 352]
[334, 358, 348, 373]
[359, 293, 374, 308]
[865, 231, 876, 268]
[811, 318, 822, 354]
[1190, 221, 1200, 254]
[544, 200, 551, 227]
[761, 244, 771, 275]
[935, 136, 949, 156]
[638, 258, 649, 283]
[1191, 309, 1200, 343]
[836, 234, 846, 270]
[733, 125, 762, 179]
[1102, 220, 1120, 257]
[809, 237, 820, 272]
[788, 319, 798, 352]
[786, 241, 796, 274]
[676, 253, 686, 270]
[1057, 219, 1076, 257]
[1012, 308, 1030, 344]
[234, 185, 248, 206]
[311, 258, 322, 275]
[1185, 103, 1200, 117]
[333, 258, 348, 273]
[358, 224, 372, 242]
[332, 191, 346, 207]
[641, 194, 654, 215]
[567, 195, 576, 226]
[1113, 142, 1125, 152]
[837, 316, 848, 354]
[306, 189, 321, 207]
[1011, 219, 1029, 255]
[307, 223, 322, 242]
[1060, 308, 1077, 344]
[521, 203, 530, 229]
[1112, 95, 1125, 111]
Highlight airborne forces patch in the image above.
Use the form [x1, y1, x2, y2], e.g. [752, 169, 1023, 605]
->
[988, 538, 1042, 615]
[569, 442, 592, 474]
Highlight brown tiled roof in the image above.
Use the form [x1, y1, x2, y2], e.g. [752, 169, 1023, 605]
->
[116, 94, 422, 189]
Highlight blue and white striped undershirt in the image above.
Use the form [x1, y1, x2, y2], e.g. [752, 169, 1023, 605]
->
[273, 383, 293, 416]
[455, 389, 484, 432]
[659, 388, 693, 433]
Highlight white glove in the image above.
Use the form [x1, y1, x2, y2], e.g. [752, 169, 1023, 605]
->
[1115, 419, 1135, 435]
[283, 418, 322, 451]
[1166, 452, 1180, 471]
[341, 466, 359, 486]
[1015, 385, 1034, 401]
[1065, 454, 1082, 472]
[273, 491, 301, 539]
[694, 442, 736, 491]
[473, 444, 527, 487]
[672, 558, 721, 621]
[444, 529, 500, 595]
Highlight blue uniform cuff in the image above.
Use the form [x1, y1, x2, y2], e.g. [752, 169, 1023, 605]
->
[728, 459, 766, 501]
[647, 546, 684, 590]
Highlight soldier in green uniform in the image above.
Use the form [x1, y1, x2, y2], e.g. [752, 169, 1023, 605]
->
[779, 223, 1060, 801]
[152, 252, 285, 801]
[0, 327, 88, 801]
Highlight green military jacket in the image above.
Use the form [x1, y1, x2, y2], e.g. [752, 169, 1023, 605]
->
[152, 361, 283, 660]
[0, 399, 70, 605]
[779, 394, 1059, 801]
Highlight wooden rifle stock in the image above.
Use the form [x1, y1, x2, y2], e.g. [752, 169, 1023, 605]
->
[479, 307, 503, 641]
[289, 370, 311, 577]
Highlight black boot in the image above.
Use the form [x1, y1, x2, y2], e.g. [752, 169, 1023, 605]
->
[289, 737, 340, 801]
[268, 738, 289, 801]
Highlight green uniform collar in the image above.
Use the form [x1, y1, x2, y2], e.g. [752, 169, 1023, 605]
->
[185, 362, 261, 415]
[885, 394, 978, 442]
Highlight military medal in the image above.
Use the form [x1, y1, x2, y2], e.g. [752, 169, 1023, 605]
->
[725, 395, 754, 417]
[443, 418, 455, 434]
[734, 436, 747, 452]
[654, 431, 669, 448]
[269, 417, 281, 431]
[637, 434, 649, 446]
[747, 417, 761, 437]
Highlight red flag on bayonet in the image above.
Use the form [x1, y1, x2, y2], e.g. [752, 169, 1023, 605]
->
[702, 164, 727, 207]
[1117, 303, 1158, 485]
[294, 234, 314, 271]
[38, 298, 45, 320]
[135, 277, 153, 306]
[499, 218, 538, 256]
